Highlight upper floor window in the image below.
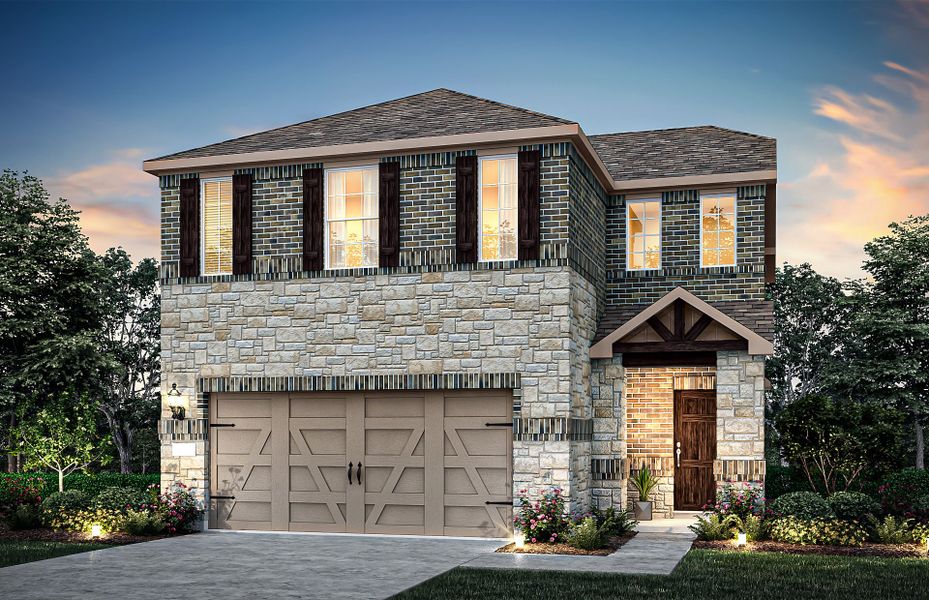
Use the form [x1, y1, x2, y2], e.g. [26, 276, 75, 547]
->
[326, 166, 378, 269]
[701, 192, 737, 267]
[626, 199, 661, 270]
[479, 155, 518, 261]
[201, 178, 233, 275]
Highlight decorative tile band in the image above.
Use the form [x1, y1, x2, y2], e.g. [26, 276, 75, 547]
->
[158, 173, 200, 189]
[234, 163, 323, 181]
[606, 263, 763, 281]
[672, 374, 716, 390]
[626, 456, 675, 477]
[591, 457, 626, 481]
[737, 185, 767, 200]
[196, 372, 521, 394]
[714, 459, 766, 483]
[159, 249, 572, 284]
[380, 150, 475, 169]
[513, 417, 593, 442]
[518, 142, 573, 159]
[662, 190, 699, 203]
[158, 418, 208, 442]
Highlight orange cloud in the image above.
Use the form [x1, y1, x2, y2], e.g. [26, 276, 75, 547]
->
[46, 150, 161, 262]
[780, 62, 929, 279]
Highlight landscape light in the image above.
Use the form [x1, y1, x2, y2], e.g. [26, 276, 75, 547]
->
[736, 532, 747, 546]
[91, 524, 102, 538]
[514, 532, 526, 549]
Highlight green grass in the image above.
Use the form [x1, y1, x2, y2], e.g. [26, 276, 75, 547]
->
[0, 540, 113, 568]
[392, 549, 929, 600]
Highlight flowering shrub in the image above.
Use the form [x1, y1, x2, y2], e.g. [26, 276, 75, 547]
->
[703, 484, 766, 521]
[879, 469, 929, 517]
[768, 516, 867, 546]
[149, 482, 202, 534]
[0, 475, 44, 511]
[513, 488, 568, 543]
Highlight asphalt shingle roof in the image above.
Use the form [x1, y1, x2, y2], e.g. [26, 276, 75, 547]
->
[588, 126, 776, 181]
[154, 89, 575, 161]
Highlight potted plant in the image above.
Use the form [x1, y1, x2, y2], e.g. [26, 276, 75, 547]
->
[631, 466, 659, 520]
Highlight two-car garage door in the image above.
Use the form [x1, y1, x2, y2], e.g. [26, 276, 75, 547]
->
[209, 390, 513, 537]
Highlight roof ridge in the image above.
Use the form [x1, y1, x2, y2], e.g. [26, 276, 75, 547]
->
[431, 88, 575, 125]
[590, 124, 774, 141]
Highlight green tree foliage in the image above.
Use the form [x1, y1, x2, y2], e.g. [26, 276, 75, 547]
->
[774, 395, 902, 495]
[95, 248, 160, 473]
[14, 395, 111, 491]
[831, 216, 929, 469]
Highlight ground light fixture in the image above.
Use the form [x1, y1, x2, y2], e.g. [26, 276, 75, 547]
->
[166, 384, 187, 420]
[514, 532, 526, 548]
[735, 532, 747, 546]
[90, 524, 102, 539]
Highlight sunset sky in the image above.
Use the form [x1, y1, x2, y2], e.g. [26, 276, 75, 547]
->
[2, 1, 927, 280]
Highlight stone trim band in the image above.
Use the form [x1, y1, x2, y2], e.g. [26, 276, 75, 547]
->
[196, 372, 522, 394]
[714, 459, 766, 483]
[514, 417, 593, 442]
[591, 457, 626, 481]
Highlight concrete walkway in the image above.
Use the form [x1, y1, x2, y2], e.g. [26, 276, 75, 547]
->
[0, 531, 501, 600]
[461, 514, 697, 575]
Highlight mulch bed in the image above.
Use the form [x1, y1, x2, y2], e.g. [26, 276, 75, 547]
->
[496, 532, 637, 556]
[694, 539, 926, 559]
[0, 525, 176, 546]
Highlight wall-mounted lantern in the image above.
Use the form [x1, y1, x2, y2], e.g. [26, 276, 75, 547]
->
[166, 384, 187, 420]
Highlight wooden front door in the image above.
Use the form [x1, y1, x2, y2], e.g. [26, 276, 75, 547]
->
[673, 390, 716, 510]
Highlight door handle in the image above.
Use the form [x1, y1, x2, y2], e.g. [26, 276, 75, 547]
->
[675, 442, 681, 468]
[355, 463, 363, 486]
[348, 462, 353, 485]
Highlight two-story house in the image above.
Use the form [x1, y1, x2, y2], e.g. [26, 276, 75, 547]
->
[146, 89, 774, 536]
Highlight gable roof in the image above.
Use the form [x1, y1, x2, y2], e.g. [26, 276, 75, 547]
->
[589, 287, 774, 358]
[588, 126, 776, 182]
[153, 89, 575, 161]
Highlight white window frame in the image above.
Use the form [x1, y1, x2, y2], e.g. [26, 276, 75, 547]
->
[700, 192, 738, 268]
[625, 198, 662, 271]
[200, 176, 233, 276]
[323, 164, 379, 270]
[478, 154, 519, 263]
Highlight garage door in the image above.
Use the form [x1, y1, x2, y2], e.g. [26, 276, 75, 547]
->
[209, 390, 513, 537]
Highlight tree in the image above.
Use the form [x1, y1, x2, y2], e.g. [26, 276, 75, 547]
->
[765, 263, 849, 412]
[95, 248, 160, 473]
[775, 394, 902, 495]
[0, 170, 109, 471]
[834, 216, 929, 469]
[15, 394, 111, 491]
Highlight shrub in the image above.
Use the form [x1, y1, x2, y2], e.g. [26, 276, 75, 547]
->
[6, 504, 41, 530]
[768, 517, 867, 546]
[730, 514, 767, 542]
[764, 464, 810, 500]
[121, 509, 166, 536]
[914, 494, 929, 522]
[879, 468, 929, 517]
[154, 482, 202, 534]
[769, 492, 834, 519]
[827, 492, 879, 521]
[589, 506, 636, 536]
[689, 514, 738, 541]
[0, 475, 44, 510]
[566, 516, 603, 550]
[704, 484, 766, 520]
[909, 522, 929, 544]
[44, 505, 123, 533]
[41, 490, 90, 517]
[513, 487, 568, 543]
[0, 472, 160, 501]
[871, 516, 912, 545]
[95, 486, 145, 513]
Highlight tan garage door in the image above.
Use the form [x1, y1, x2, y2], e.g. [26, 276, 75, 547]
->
[209, 390, 512, 537]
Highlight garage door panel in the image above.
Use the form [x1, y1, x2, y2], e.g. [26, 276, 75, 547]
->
[211, 390, 512, 537]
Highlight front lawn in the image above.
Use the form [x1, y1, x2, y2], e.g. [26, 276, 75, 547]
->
[391, 549, 929, 600]
[0, 540, 112, 568]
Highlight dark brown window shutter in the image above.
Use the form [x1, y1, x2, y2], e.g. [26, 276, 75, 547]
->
[378, 162, 400, 268]
[518, 149, 541, 261]
[455, 155, 478, 263]
[179, 177, 200, 277]
[303, 167, 324, 271]
[232, 173, 253, 275]
[764, 183, 777, 284]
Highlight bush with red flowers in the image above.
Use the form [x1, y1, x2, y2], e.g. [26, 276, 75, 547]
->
[143, 482, 203, 534]
[513, 487, 569, 543]
[703, 483, 767, 521]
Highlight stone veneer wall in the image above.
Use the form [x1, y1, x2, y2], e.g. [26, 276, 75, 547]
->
[604, 186, 767, 306]
[623, 366, 716, 517]
[589, 356, 626, 510]
[160, 265, 600, 514]
[714, 350, 766, 486]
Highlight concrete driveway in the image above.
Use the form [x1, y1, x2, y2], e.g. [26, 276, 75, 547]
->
[0, 531, 503, 600]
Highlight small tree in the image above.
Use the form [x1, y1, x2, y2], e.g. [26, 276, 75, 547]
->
[775, 394, 901, 495]
[15, 395, 111, 491]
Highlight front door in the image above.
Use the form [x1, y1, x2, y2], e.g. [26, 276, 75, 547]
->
[673, 390, 716, 510]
